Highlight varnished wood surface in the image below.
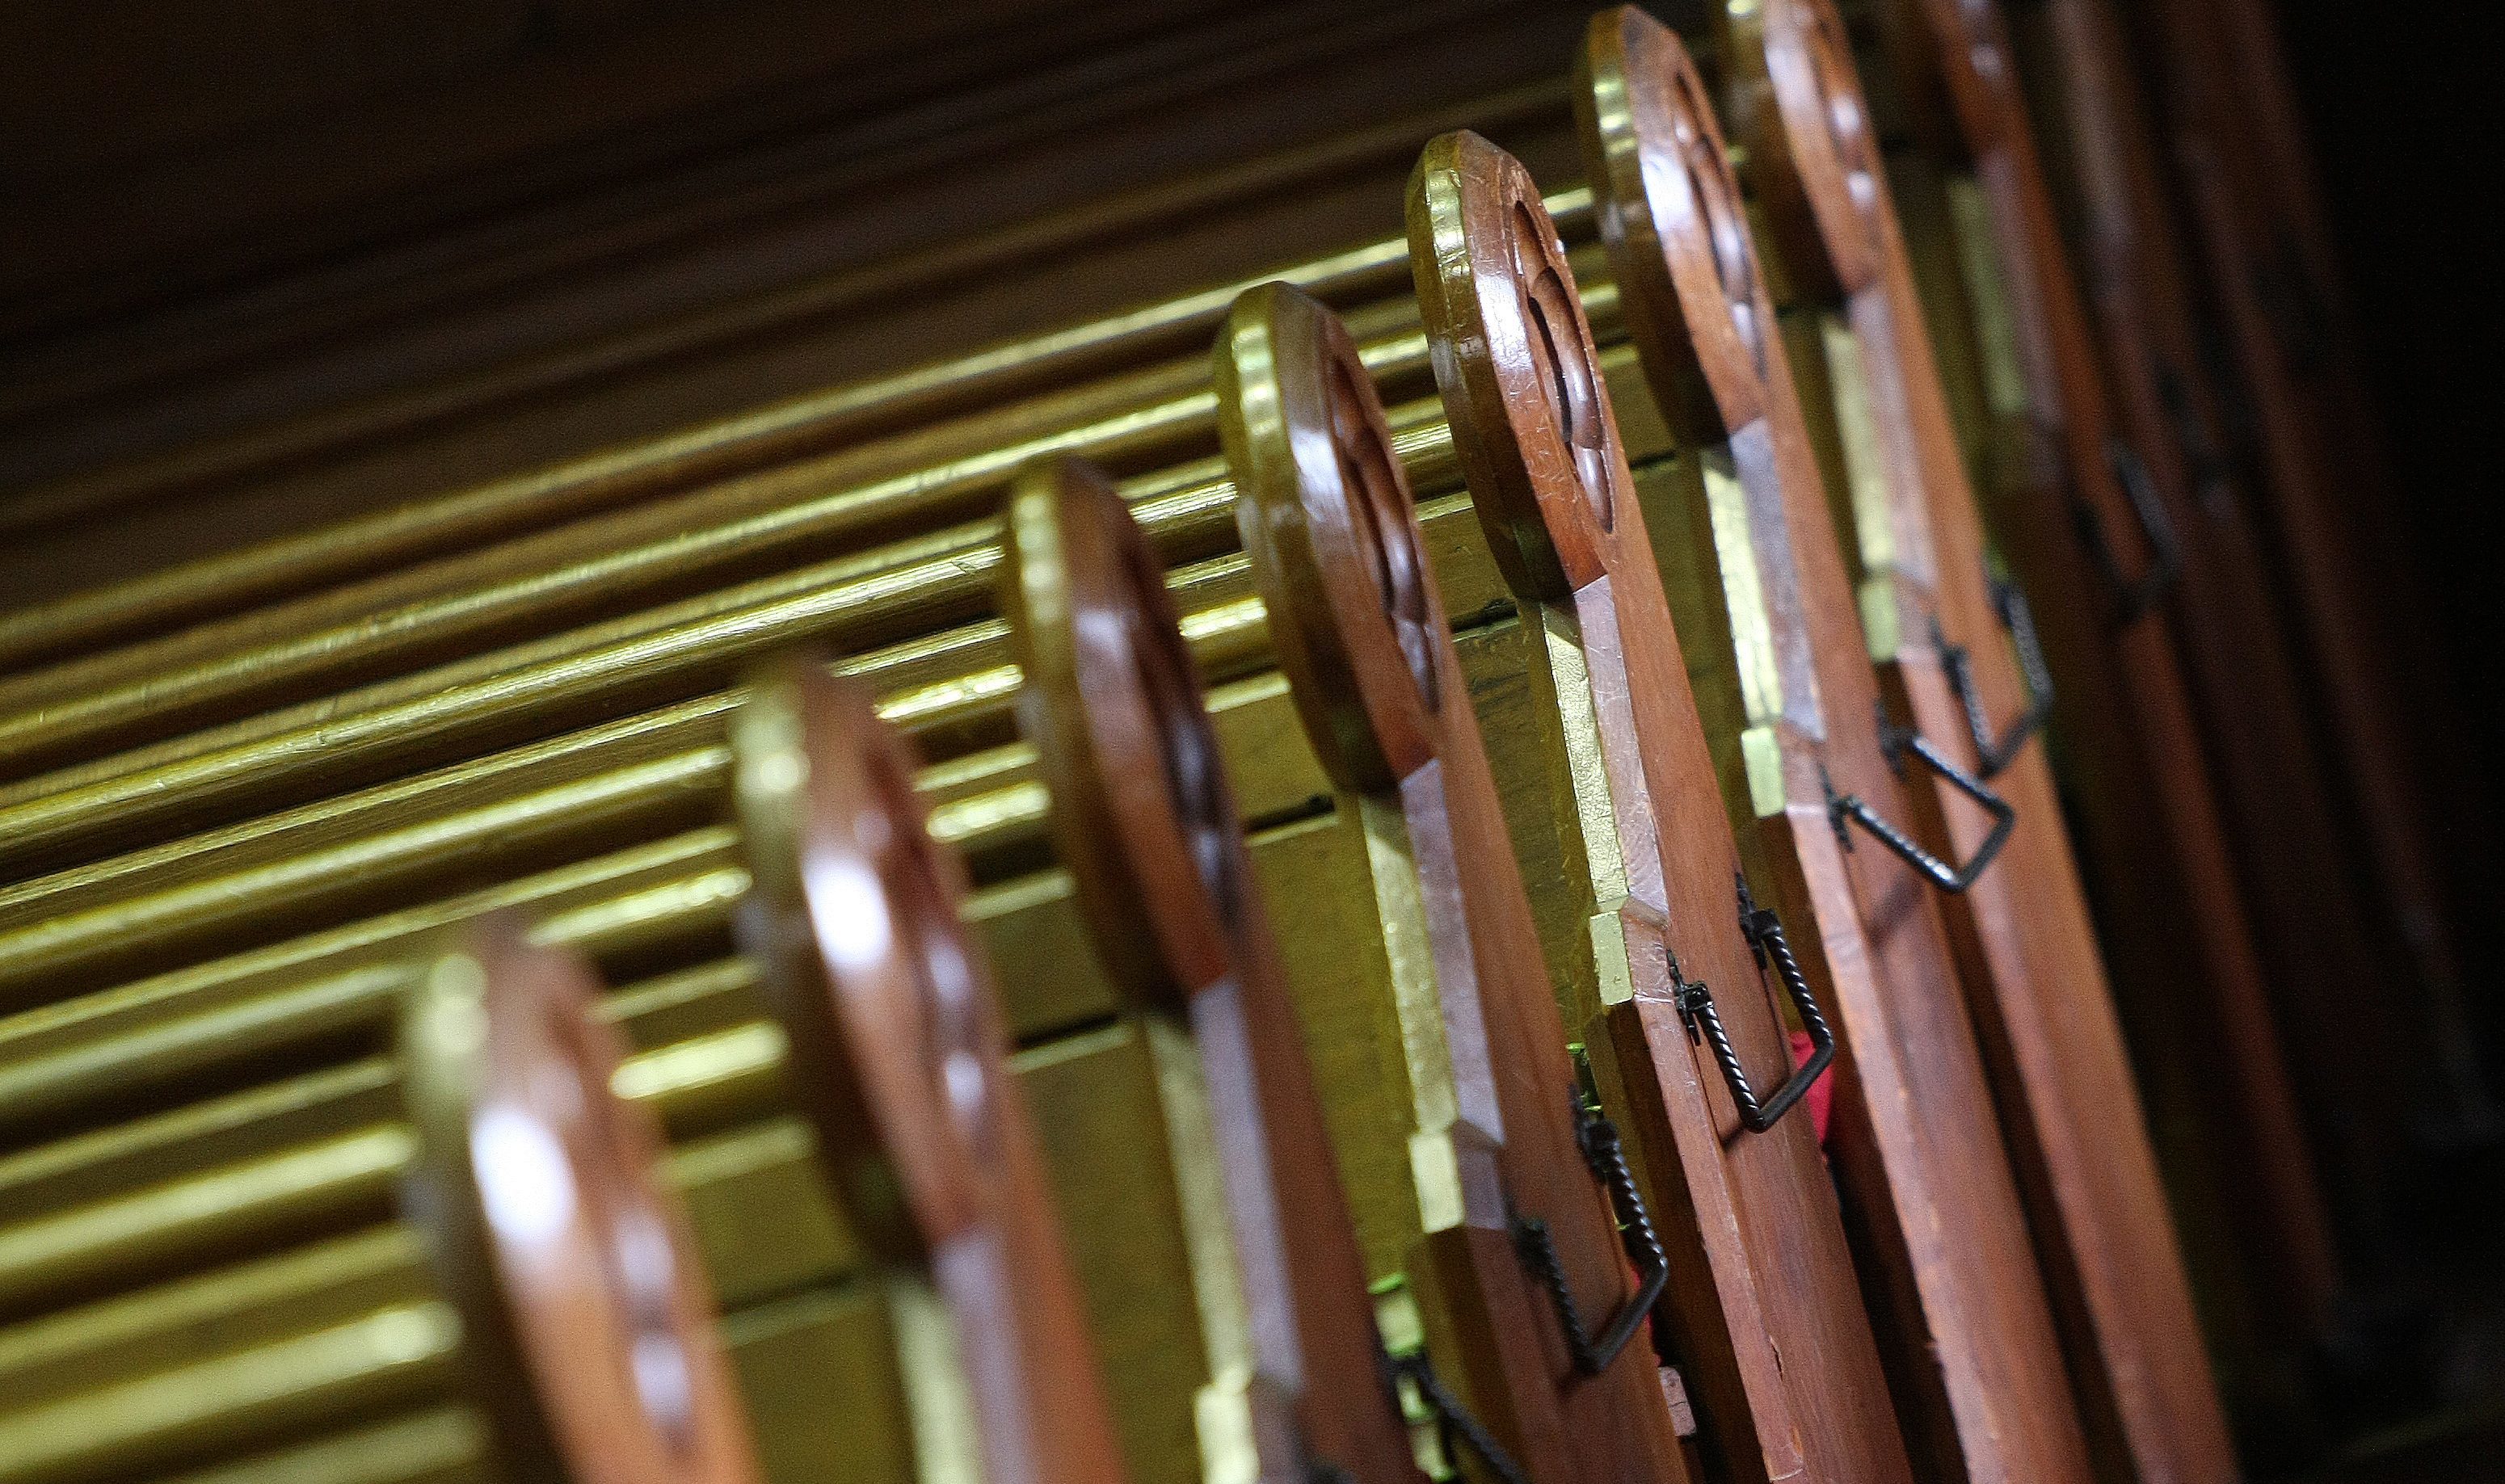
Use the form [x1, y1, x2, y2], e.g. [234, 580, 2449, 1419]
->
[0, 326, 1445, 1481]
[1579, 16, 2094, 1484]
[1411, 125, 1913, 1484]
[1222, 280, 1698, 1484]
[1721, 2, 2239, 1480]
[0, 666, 1396, 1484]
[0, 14, 2444, 1481]
[730, 661, 1129, 1484]
[397, 914, 764, 1484]
[1870, 0, 2344, 1377]
[2023, 0, 2452, 1329]
[0, 99, 1572, 680]
[2124, 0, 2498, 1151]
[0, 225, 1608, 832]
[0, 240, 1643, 1481]
[1002, 458, 1423, 1484]
[0, 5, 1605, 615]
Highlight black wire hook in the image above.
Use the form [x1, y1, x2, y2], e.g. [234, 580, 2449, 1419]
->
[1937, 570, 2052, 780]
[2073, 435, 2183, 625]
[1663, 878, 1838, 1134]
[1385, 1349, 1532, 1484]
[2153, 358, 2237, 519]
[1513, 1049, 1673, 1374]
[1826, 706, 2015, 893]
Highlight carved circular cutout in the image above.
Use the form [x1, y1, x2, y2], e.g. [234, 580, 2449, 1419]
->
[1674, 68, 1772, 388]
[732, 659, 991, 1265]
[401, 916, 760, 1484]
[1004, 458, 1244, 1007]
[1328, 353, 1444, 725]
[1408, 130, 1629, 599]
[1582, 9, 1774, 439]
[1762, 0, 1888, 295]
[1919, 0, 2021, 147]
[1219, 282, 1445, 795]
[1511, 200, 1617, 534]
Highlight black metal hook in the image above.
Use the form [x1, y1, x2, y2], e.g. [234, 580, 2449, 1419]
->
[2072, 435, 2183, 625]
[1937, 570, 2052, 780]
[1662, 880, 1837, 1134]
[1379, 1346, 1531, 1484]
[1514, 1049, 1672, 1374]
[2153, 359, 2237, 520]
[1826, 707, 2015, 893]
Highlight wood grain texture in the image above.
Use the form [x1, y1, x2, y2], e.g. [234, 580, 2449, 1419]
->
[1720, 2, 2240, 1479]
[730, 659, 1129, 1484]
[1410, 125, 1913, 1484]
[1221, 279, 1697, 1484]
[1870, 0, 2344, 1377]
[1000, 457, 1422, 1484]
[2017, 0, 2436, 1280]
[2124, 0, 2497, 1152]
[0, 7, 1602, 620]
[1578, 16, 2095, 1484]
[397, 914, 764, 1484]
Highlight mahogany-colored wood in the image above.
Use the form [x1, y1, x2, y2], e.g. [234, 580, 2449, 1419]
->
[1720, 2, 2240, 1479]
[729, 657, 1130, 1484]
[1871, 0, 2345, 1364]
[1409, 126, 1913, 1484]
[1221, 278, 1698, 1484]
[1578, 16, 2095, 1484]
[1000, 456, 1423, 1484]
[2027, 0, 2448, 1320]
[2125, 0, 2499, 1149]
[396, 912, 764, 1484]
